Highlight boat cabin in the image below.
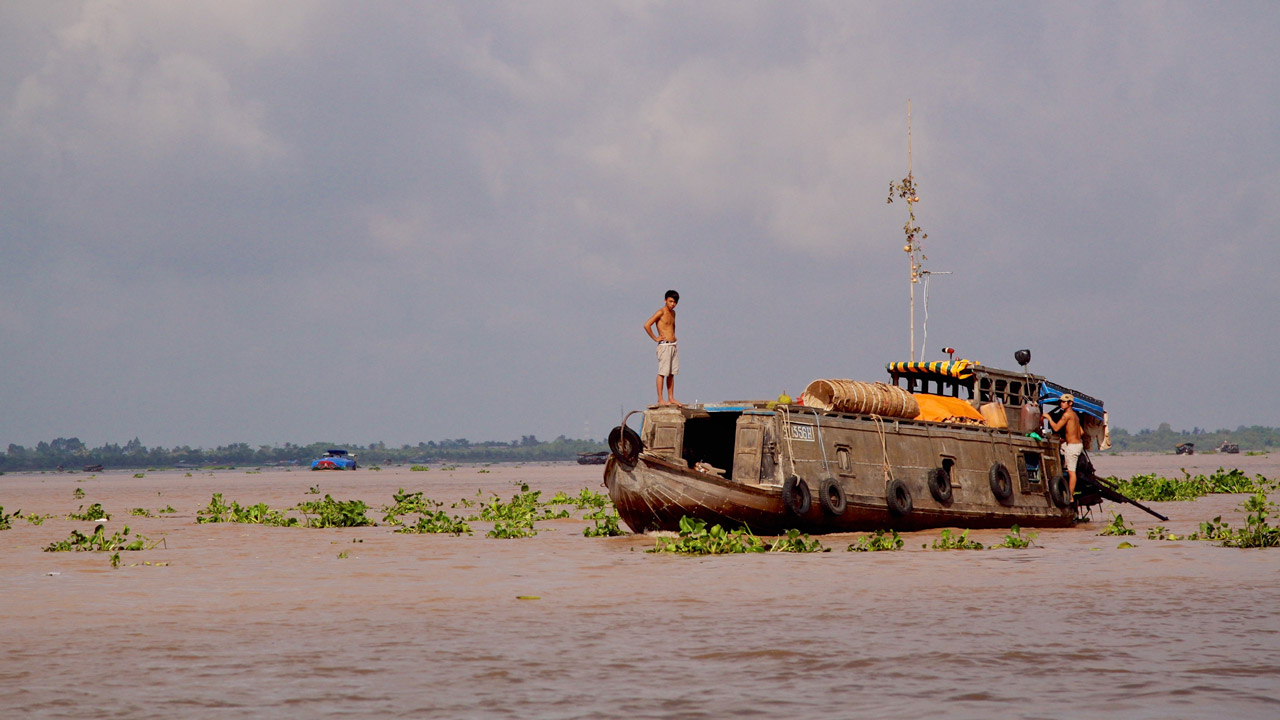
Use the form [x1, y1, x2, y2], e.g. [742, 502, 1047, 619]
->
[886, 360, 1043, 433]
[639, 402, 782, 484]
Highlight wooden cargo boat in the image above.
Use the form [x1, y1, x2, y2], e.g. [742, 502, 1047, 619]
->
[604, 357, 1129, 535]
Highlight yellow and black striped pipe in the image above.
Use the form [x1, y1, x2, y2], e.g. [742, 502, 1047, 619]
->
[885, 359, 978, 380]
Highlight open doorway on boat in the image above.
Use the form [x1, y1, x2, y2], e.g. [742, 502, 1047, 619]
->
[682, 412, 740, 479]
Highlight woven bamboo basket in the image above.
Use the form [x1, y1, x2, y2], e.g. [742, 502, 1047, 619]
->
[801, 379, 920, 419]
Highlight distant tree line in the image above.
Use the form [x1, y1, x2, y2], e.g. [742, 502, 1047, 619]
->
[1106, 424, 1279, 454]
[0, 435, 607, 472]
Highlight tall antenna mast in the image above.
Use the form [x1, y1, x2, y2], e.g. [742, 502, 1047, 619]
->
[887, 100, 927, 362]
[907, 101, 915, 361]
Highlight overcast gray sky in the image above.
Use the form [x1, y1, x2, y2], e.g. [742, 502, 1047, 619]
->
[3, 1, 1277, 450]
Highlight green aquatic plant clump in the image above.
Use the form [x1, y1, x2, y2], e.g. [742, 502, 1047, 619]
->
[847, 529, 904, 552]
[396, 510, 473, 535]
[476, 484, 572, 538]
[479, 485, 545, 537]
[1203, 467, 1274, 493]
[231, 502, 298, 526]
[477, 489, 540, 537]
[196, 493, 298, 526]
[650, 516, 767, 554]
[649, 517, 826, 554]
[546, 487, 625, 537]
[480, 484, 570, 521]
[67, 503, 110, 521]
[382, 488, 473, 534]
[583, 510, 625, 537]
[196, 493, 232, 522]
[992, 525, 1038, 549]
[1106, 467, 1275, 502]
[1098, 513, 1136, 536]
[45, 524, 148, 552]
[1227, 493, 1279, 547]
[381, 488, 441, 525]
[768, 528, 828, 553]
[582, 503, 626, 537]
[0, 505, 19, 530]
[1188, 492, 1280, 548]
[550, 488, 610, 510]
[296, 495, 373, 528]
[1189, 516, 1229, 543]
[928, 528, 984, 550]
[547, 490, 575, 505]
[488, 519, 537, 538]
[1106, 472, 1205, 501]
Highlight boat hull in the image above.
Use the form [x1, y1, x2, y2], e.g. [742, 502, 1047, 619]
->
[605, 454, 1074, 534]
[603, 404, 1078, 535]
[605, 455, 788, 533]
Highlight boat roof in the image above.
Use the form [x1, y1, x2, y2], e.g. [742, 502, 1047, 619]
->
[324, 449, 349, 456]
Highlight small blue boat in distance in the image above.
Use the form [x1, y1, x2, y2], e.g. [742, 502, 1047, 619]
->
[311, 449, 358, 470]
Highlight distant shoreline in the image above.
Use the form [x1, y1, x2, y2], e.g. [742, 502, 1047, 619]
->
[0, 437, 609, 473]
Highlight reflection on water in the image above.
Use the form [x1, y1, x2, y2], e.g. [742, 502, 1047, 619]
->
[2, 458, 1278, 718]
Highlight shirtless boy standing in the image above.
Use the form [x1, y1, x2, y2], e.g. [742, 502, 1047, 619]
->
[1046, 393, 1084, 498]
[644, 290, 680, 406]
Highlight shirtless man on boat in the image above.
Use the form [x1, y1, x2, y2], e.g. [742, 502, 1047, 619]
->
[1046, 393, 1084, 498]
[644, 290, 680, 406]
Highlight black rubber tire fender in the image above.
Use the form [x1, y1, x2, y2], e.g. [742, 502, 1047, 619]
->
[607, 425, 642, 465]
[927, 467, 952, 504]
[1049, 473, 1073, 508]
[782, 475, 812, 517]
[989, 463, 1014, 505]
[886, 478, 913, 515]
[818, 477, 847, 516]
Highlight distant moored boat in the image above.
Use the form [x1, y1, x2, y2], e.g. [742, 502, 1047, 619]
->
[311, 449, 358, 470]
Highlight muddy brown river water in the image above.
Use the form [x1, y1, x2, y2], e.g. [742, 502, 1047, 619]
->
[2, 454, 1278, 718]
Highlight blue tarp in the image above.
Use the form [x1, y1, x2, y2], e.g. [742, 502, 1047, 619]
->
[1040, 381, 1104, 423]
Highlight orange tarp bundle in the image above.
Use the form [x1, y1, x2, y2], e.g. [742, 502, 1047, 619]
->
[912, 394, 987, 424]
